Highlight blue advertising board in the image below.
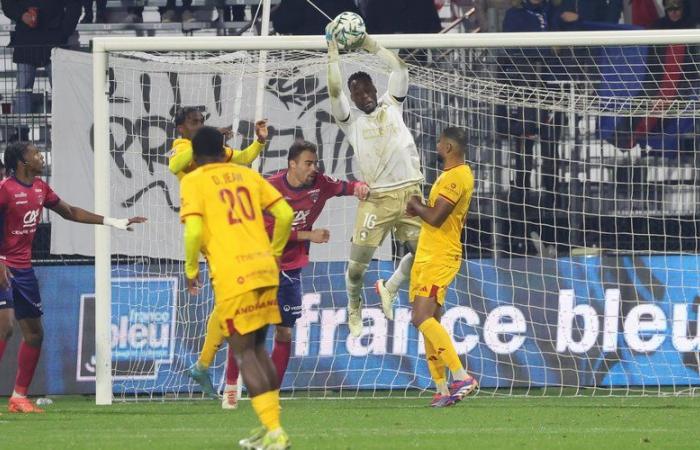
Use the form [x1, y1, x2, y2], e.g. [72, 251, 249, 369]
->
[1, 255, 699, 395]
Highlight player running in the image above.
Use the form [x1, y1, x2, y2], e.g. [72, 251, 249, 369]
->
[223, 140, 369, 398]
[326, 31, 424, 336]
[168, 107, 268, 407]
[405, 127, 479, 407]
[181, 126, 293, 449]
[0, 142, 146, 413]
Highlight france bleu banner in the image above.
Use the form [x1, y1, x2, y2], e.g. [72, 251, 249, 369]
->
[2, 254, 700, 395]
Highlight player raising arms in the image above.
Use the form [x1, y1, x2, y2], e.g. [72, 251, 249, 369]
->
[181, 126, 293, 449]
[168, 107, 269, 406]
[224, 140, 369, 397]
[326, 31, 424, 336]
[169, 107, 267, 180]
[0, 142, 146, 413]
[405, 128, 479, 407]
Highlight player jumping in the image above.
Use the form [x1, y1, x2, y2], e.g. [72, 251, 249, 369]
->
[327, 32, 424, 336]
[0, 142, 146, 413]
[224, 140, 370, 396]
[405, 128, 479, 407]
[181, 126, 293, 449]
[168, 107, 268, 407]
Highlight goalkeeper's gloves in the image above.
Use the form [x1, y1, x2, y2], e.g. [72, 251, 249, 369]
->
[361, 34, 380, 54]
[103, 217, 132, 231]
[325, 21, 336, 45]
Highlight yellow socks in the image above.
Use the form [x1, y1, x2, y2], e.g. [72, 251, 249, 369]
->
[424, 337, 447, 394]
[251, 390, 281, 431]
[419, 318, 464, 375]
[198, 309, 225, 368]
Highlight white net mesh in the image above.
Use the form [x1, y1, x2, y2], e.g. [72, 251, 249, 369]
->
[94, 39, 700, 399]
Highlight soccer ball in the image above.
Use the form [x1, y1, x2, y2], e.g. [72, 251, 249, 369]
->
[328, 12, 366, 51]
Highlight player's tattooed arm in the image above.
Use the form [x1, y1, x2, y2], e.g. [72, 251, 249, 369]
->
[405, 195, 454, 228]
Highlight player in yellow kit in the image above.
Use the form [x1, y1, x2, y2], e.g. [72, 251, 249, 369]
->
[405, 127, 479, 408]
[169, 107, 267, 180]
[181, 126, 293, 449]
[169, 107, 268, 406]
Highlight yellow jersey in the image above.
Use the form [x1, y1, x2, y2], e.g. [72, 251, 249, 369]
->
[179, 162, 284, 300]
[415, 164, 474, 267]
[169, 138, 264, 181]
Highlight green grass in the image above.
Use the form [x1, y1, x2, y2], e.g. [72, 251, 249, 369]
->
[2, 395, 700, 449]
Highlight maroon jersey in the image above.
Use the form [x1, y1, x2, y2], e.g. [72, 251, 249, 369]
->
[266, 170, 359, 271]
[0, 177, 60, 269]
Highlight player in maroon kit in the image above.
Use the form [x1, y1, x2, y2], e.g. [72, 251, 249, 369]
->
[221, 140, 369, 406]
[0, 143, 146, 413]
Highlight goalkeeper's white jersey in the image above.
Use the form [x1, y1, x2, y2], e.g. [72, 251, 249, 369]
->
[338, 93, 423, 192]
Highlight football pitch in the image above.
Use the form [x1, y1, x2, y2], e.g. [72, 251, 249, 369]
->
[3, 395, 700, 449]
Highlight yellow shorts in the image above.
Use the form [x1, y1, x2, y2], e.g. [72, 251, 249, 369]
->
[409, 261, 460, 306]
[214, 286, 281, 336]
[351, 184, 422, 247]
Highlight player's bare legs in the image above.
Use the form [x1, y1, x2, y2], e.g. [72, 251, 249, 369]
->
[230, 325, 287, 449]
[345, 244, 376, 337]
[9, 317, 44, 413]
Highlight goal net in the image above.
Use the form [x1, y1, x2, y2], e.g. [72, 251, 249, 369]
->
[53, 31, 700, 401]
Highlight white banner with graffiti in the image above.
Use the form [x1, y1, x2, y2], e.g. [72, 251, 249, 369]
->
[50, 48, 392, 261]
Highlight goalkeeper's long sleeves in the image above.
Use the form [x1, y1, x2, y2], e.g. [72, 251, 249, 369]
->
[183, 215, 203, 279]
[327, 40, 351, 122]
[362, 35, 409, 100]
[266, 198, 294, 258]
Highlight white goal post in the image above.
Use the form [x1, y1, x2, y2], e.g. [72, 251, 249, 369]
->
[91, 29, 700, 404]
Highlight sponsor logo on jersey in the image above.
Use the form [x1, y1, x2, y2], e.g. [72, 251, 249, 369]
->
[293, 209, 311, 227]
[308, 189, 320, 203]
[23, 208, 40, 228]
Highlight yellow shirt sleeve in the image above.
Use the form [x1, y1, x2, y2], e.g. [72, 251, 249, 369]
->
[183, 215, 203, 279]
[179, 174, 204, 278]
[179, 174, 204, 222]
[225, 140, 264, 166]
[438, 167, 472, 205]
[169, 139, 195, 177]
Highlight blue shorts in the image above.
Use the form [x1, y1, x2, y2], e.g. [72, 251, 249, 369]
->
[278, 269, 302, 328]
[0, 267, 43, 320]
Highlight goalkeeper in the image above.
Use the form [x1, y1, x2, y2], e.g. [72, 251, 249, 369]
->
[326, 28, 424, 336]
[169, 107, 268, 407]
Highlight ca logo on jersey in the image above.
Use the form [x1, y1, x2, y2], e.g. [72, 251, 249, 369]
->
[293, 210, 311, 227]
[23, 209, 40, 228]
